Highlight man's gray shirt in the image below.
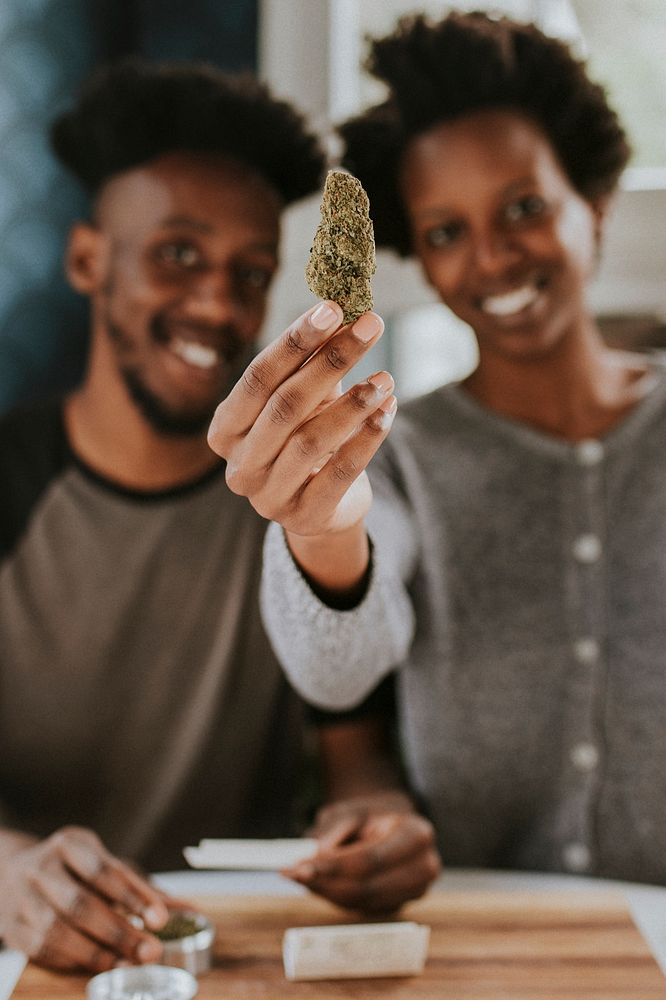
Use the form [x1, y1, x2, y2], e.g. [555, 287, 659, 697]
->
[262, 364, 666, 884]
[0, 401, 304, 871]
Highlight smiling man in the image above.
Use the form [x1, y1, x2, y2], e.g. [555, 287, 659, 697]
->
[64, 149, 283, 485]
[0, 59, 325, 973]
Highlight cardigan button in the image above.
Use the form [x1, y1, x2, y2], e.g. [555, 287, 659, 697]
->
[563, 842, 591, 872]
[573, 637, 600, 664]
[575, 439, 604, 466]
[573, 533, 602, 563]
[571, 743, 599, 772]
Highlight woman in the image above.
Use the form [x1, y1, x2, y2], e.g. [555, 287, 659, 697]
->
[209, 12, 666, 886]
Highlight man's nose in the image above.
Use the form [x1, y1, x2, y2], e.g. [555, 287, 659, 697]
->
[188, 268, 242, 321]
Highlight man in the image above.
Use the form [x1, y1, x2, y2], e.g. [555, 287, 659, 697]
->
[0, 59, 438, 975]
[0, 58, 324, 973]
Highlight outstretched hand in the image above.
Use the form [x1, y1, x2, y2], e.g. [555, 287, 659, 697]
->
[207, 301, 396, 540]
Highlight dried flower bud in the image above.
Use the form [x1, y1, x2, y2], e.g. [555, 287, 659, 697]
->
[305, 170, 376, 324]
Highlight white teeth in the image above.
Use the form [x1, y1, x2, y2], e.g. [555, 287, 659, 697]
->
[170, 338, 219, 369]
[481, 284, 539, 317]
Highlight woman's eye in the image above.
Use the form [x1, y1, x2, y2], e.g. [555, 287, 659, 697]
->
[424, 221, 463, 249]
[504, 195, 546, 223]
[158, 243, 201, 267]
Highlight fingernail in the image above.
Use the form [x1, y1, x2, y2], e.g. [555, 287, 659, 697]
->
[353, 313, 384, 343]
[137, 938, 160, 963]
[367, 371, 394, 394]
[310, 301, 340, 331]
[142, 905, 166, 927]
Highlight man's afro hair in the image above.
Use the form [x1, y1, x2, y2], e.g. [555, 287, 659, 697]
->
[51, 58, 325, 205]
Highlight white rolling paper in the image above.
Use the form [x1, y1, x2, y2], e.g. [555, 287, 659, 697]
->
[282, 921, 430, 980]
[183, 838, 318, 870]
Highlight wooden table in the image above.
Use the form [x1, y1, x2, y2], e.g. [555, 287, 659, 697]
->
[12, 888, 666, 999]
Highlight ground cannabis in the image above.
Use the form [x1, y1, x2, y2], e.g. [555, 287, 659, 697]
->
[155, 912, 203, 940]
[305, 170, 375, 325]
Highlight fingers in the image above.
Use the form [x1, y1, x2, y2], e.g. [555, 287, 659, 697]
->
[301, 387, 396, 487]
[31, 870, 163, 965]
[240, 313, 385, 469]
[209, 306, 384, 460]
[252, 377, 395, 522]
[17, 917, 118, 975]
[205, 303, 393, 540]
[3, 827, 168, 973]
[301, 846, 440, 914]
[272, 371, 394, 478]
[291, 814, 441, 915]
[52, 827, 168, 928]
[312, 815, 363, 853]
[277, 395, 395, 533]
[209, 300, 345, 451]
[9, 877, 160, 974]
[315, 814, 435, 878]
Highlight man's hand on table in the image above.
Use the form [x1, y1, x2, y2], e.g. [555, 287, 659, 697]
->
[283, 793, 442, 914]
[0, 826, 173, 973]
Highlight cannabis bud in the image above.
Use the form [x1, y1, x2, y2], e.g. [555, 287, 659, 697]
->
[305, 170, 376, 325]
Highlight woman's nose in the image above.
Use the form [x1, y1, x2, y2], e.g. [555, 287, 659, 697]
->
[470, 230, 522, 280]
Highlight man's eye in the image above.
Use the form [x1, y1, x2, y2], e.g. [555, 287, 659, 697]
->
[424, 221, 463, 249]
[239, 266, 272, 290]
[158, 243, 201, 267]
[504, 195, 546, 223]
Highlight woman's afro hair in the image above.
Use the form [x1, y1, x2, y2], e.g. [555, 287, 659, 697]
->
[340, 10, 631, 256]
[51, 58, 325, 205]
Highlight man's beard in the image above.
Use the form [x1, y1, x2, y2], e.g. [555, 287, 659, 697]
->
[121, 367, 214, 436]
[108, 314, 253, 437]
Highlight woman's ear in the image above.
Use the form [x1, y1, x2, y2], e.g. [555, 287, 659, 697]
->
[65, 222, 108, 295]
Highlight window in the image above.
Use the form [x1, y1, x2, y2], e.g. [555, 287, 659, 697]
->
[572, 0, 666, 170]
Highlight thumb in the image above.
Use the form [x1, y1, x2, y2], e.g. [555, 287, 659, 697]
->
[315, 814, 362, 853]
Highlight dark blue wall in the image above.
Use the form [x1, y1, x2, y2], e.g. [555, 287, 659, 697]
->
[0, 0, 258, 415]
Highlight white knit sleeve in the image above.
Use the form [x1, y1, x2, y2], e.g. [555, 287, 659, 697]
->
[260, 507, 417, 710]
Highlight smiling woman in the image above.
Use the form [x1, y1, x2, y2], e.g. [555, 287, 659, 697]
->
[398, 109, 605, 367]
[207, 8, 666, 888]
